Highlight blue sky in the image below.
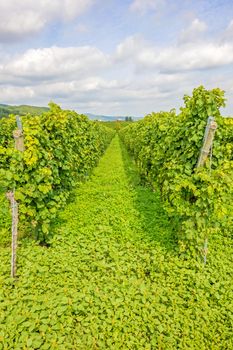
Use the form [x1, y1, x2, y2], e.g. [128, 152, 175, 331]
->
[0, 0, 233, 116]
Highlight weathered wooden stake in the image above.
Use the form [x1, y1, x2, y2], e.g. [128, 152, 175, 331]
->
[196, 116, 217, 168]
[196, 116, 217, 265]
[6, 191, 18, 278]
[7, 116, 24, 278]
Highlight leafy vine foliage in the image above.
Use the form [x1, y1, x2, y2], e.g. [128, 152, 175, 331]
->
[0, 103, 115, 242]
[120, 86, 233, 255]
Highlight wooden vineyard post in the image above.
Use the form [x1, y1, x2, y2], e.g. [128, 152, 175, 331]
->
[196, 116, 217, 265]
[6, 191, 18, 278]
[7, 116, 24, 278]
[197, 117, 217, 168]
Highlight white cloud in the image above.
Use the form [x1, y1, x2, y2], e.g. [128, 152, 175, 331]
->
[1, 67, 232, 116]
[0, 31, 233, 116]
[115, 35, 148, 61]
[115, 35, 233, 73]
[179, 18, 207, 44]
[0, 67, 186, 115]
[0, 0, 95, 41]
[150, 43, 233, 72]
[130, 0, 165, 15]
[0, 46, 109, 83]
[0, 86, 35, 103]
[35, 78, 120, 98]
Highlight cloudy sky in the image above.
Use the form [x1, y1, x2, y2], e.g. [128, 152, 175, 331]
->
[0, 0, 233, 116]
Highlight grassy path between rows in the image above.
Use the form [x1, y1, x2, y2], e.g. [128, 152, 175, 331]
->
[0, 136, 232, 349]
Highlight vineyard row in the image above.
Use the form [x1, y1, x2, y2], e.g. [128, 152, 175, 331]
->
[0, 103, 115, 242]
[120, 86, 233, 257]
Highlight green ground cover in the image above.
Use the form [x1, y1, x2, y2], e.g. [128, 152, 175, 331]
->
[0, 136, 232, 349]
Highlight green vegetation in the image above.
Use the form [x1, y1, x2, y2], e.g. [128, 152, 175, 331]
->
[0, 136, 232, 349]
[0, 103, 114, 242]
[103, 120, 134, 131]
[0, 186, 11, 247]
[0, 86, 232, 348]
[0, 104, 49, 118]
[120, 86, 233, 255]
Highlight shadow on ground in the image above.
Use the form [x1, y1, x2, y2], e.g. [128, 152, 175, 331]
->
[119, 138, 178, 253]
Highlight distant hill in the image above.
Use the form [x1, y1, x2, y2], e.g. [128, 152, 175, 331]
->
[0, 104, 49, 118]
[85, 113, 138, 121]
[0, 104, 139, 121]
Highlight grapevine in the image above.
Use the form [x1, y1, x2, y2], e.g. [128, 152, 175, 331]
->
[120, 86, 233, 256]
[0, 103, 115, 242]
